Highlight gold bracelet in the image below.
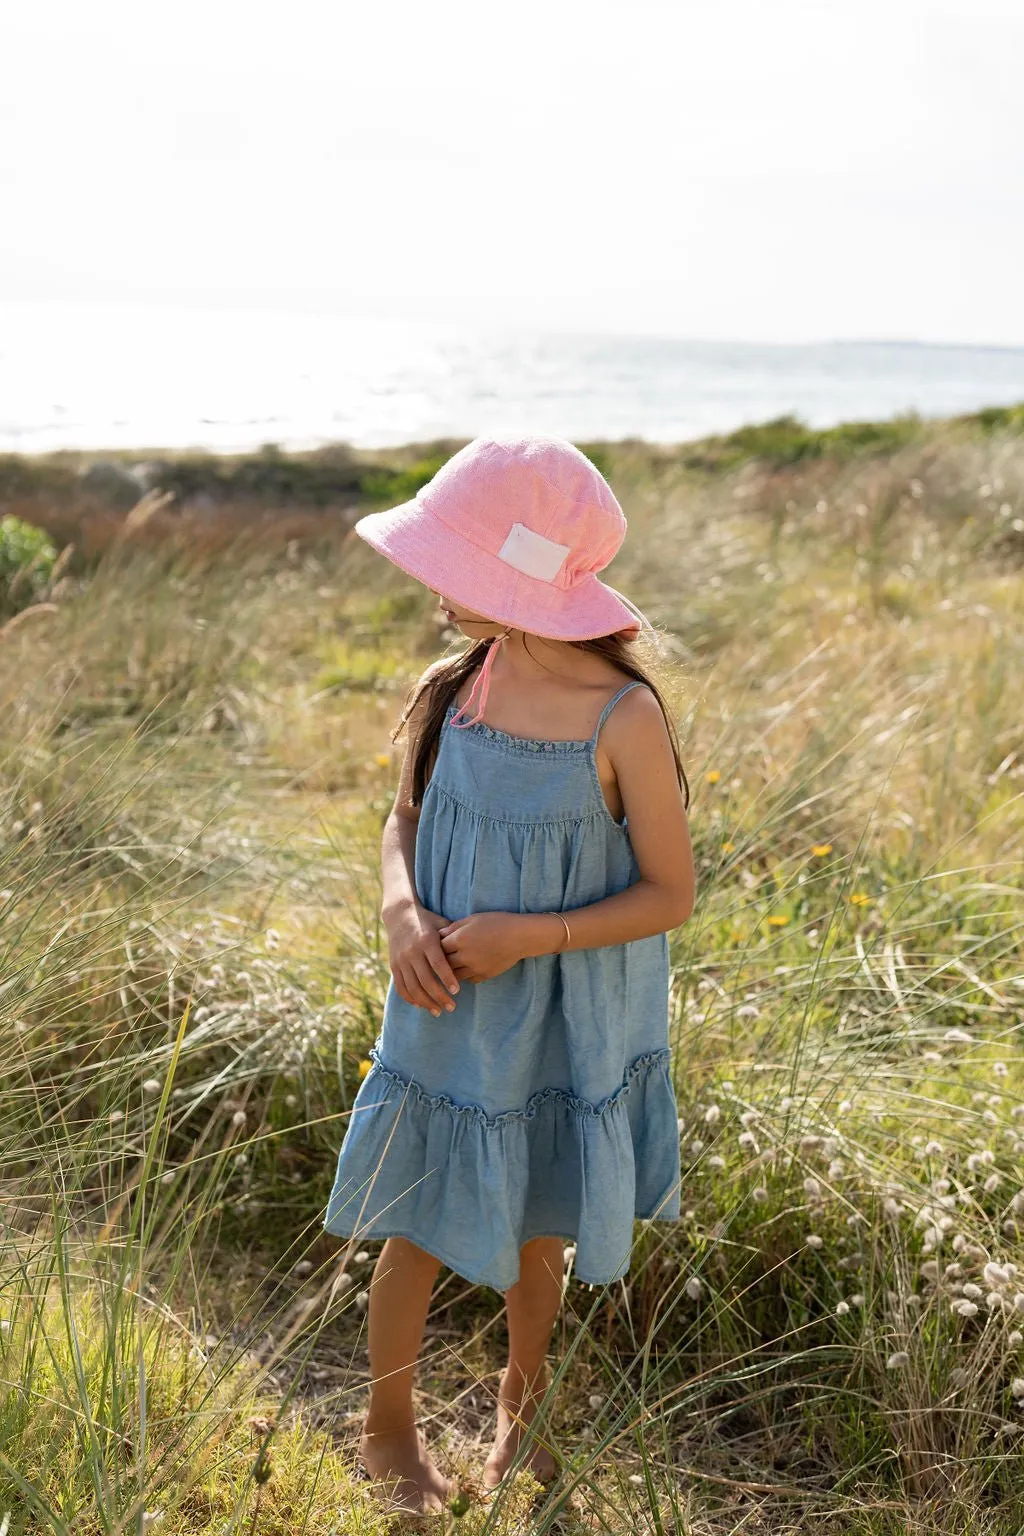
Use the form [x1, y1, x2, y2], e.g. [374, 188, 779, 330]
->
[555, 913, 571, 953]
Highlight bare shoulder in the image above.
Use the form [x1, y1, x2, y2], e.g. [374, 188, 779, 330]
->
[601, 680, 672, 747]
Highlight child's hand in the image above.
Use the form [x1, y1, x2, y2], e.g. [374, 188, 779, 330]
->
[436, 912, 529, 982]
[384, 900, 461, 1017]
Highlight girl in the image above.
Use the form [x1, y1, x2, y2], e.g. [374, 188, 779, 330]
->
[324, 434, 694, 1514]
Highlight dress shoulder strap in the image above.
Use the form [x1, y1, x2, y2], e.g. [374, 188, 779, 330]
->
[590, 679, 646, 744]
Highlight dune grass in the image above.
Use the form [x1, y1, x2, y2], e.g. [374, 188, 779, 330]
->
[1, 419, 1023, 1533]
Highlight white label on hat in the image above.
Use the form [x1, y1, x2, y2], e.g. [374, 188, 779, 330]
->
[496, 522, 570, 583]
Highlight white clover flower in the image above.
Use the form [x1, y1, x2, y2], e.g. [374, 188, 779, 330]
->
[738, 1131, 757, 1150]
[588, 1394, 604, 1410]
[839, 1100, 853, 1114]
[886, 1351, 910, 1370]
[803, 1177, 822, 1198]
[954, 1299, 979, 1318]
[799, 1135, 822, 1152]
[984, 1262, 1010, 1288]
[1008, 1330, 1023, 1347]
[828, 1160, 845, 1180]
[354, 1291, 369, 1312]
[142, 1079, 162, 1095]
[983, 1110, 999, 1127]
[836, 1301, 850, 1315]
[231, 1110, 247, 1127]
[933, 1178, 952, 1194]
[353, 1250, 371, 1264]
[780, 1096, 794, 1111]
[850, 1293, 865, 1307]
[563, 1245, 577, 1265]
[920, 1261, 940, 1281]
[690, 1139, 705, 1156]
[806, 1234, 824, 1249]
[923, 1140, 944, 1157]
[685, 1276, 702, 1300]
[110, 1110, 125, 1123]
[736, 1004, 760, 1021]
[944, 1028, 973, 1044]
[883, 1198, 903, 1219]
[705, 1104, 721, 1126]
[994, 1061, 1008, 1077]
[988, 1292, 1003, 1309]
[1012, 1378, 1024, 1400]
[921, 1051, 942, 1064]
[740, 1109, 760, 1127]
[708, 1155, 726, 1170]
[751, 1186, 768, 1204]
[984, 1172, 1002, 1194]
[962, 1283, 983, 1300]
[677, 1117, 686, 1135]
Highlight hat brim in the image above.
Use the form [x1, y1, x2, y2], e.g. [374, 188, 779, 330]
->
[352, 498, 641, 641]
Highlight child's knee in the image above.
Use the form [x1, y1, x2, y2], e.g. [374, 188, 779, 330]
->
[383, 1236, 442, 1274]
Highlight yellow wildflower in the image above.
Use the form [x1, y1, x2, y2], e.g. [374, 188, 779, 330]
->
[722, 841, 735, 854]
[374, 753, 391, 768]
[357, 1058, 373, 1080]
[767, 914, 790, 927]
[811, 843, 833, 857]
[850, 892, 871, 907]
[705, 770, 721, 784]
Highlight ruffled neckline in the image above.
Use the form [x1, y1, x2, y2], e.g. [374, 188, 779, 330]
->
[444, 697, 594, 754]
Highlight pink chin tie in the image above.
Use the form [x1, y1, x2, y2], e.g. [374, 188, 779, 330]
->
[450, 628, 511, 729]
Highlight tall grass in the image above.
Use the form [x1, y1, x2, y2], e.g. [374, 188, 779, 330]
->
[1, 421, 1023, 1533]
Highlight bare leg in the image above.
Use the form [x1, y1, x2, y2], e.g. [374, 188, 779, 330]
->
[483, 1236, 564, 1488]
[359, 1237, 450, 1514]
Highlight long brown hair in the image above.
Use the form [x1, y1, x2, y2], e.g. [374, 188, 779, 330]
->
[394, 630, 690, 811]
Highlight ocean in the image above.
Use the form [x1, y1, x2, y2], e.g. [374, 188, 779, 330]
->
[4, 300, 1024, 455]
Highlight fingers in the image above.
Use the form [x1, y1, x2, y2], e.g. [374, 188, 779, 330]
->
[408, 953, 458, 1016]
[425, 935, 461, 997]
[393, 961, 438, 1013]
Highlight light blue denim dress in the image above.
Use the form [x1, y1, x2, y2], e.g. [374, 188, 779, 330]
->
[323, 679, 681, 1291]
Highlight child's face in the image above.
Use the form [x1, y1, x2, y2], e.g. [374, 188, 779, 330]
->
[429, 589, 507, 638]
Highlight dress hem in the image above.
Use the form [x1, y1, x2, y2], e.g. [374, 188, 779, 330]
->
[320, 1198, 682, 1293]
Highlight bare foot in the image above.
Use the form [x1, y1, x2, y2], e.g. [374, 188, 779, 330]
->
[482, 1366, 557, 1489]
[359, 1422, 451, 1514]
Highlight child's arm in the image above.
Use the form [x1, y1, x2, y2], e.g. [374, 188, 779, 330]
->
[438, 686, 694, 978]
[381, 662, 462, 1016]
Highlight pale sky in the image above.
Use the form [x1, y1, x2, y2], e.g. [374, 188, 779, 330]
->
[3, 0, 1023, 344]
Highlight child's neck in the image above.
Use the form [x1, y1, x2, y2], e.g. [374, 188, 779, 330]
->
[487, 630, 611, 689]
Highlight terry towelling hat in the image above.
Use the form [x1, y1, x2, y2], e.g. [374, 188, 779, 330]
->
[352, 434, 656, 727]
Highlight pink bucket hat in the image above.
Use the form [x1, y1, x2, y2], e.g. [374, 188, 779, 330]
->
[352, 434, 655, 728]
